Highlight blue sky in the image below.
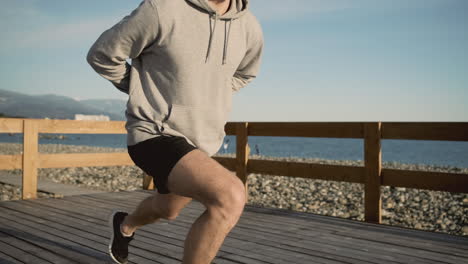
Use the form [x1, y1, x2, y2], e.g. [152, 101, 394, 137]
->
[1, 0, 467, 121]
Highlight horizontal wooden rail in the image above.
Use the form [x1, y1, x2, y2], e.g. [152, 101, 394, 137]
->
[38, 119, 127, 134]
[0, 118, 126, 134]
[382, 169, 468, 193]
[381, 122, 468, 141]
[0, 118, 23, 133]
[212, 157, 236, 171]
[247, 159, 365, 183]
[3, 119, 467, 140]
[0, 153, 134, 169]
[0, 155, 22, 170]
[39, 153, 134, 168]
[246, 122, 364, 138]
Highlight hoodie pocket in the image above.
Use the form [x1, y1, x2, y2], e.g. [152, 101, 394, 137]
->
[165, 103, 227, 146]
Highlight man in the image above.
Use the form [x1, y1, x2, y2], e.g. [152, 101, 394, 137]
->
[86, 0, 263, 263]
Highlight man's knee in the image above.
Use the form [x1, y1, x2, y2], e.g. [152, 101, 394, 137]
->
[209, 178, 246, 226]
[161, 210, 179, 221]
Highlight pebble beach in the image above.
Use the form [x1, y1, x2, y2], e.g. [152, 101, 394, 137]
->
[1, 143, 467, 236]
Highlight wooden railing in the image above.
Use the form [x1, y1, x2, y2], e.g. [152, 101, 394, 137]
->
[0, 118, 467, 223]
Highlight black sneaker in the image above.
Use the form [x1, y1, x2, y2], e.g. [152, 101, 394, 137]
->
[108, 210, 134, 264]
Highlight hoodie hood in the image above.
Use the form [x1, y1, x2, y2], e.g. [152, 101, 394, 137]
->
[186, 0, 249, 64]
[186, 0, 249, 19]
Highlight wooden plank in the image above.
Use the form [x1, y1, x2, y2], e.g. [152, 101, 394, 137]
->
[248, 159, 365, 183]
[22, 119, 38, 200]
[0, 215, 107, 263]
[213, 208, 466, 263]
[381, 122, 468, 141]
[0, 228, 72, 264]
[364, 122, 382, 223]
[218, 231, 369, 264]
[7, 119, 465, 141]
[0, 203, 155, 263]
[215, 254, 270, 264]
[0, 118, 23, 133]
[212, 156, 236, 171]
[382, 169, 468, 193]
[0, 249, 24, 264]
[248, 122, 364, 138]
[0, 204, 159, 264]
[24, 206, 191, 263]
[236, 204, 468, 255]
[15, 200, 179, 264]
[329, 231, 467, 264]
[0, 240, 50, 264]
[0, 154, 22, 170]
[38, 153, 134, 168]
[241, 204, 468, 250]
[19, 198, 186, 262]
[37, 119, 126, 134]
[236, 122, 250, 201]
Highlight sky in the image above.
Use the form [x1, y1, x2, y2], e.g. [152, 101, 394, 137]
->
[0, 0, 467, 121]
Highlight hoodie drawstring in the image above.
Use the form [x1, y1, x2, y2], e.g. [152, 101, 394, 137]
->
[205, 12, 217, 63]
[223, 19, 232, 65]
[205, 12, 232, 65]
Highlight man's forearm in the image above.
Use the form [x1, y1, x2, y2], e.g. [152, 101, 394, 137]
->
[87, 51, 132, 94]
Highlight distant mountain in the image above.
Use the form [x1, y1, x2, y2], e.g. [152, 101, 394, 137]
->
[81, 99, 127, 120]
[0, 89, 126, 120]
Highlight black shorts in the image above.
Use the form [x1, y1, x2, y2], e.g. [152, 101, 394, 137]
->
[127, 135, 198, 194]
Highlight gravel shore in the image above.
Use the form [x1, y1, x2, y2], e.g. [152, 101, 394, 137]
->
[1, 143, 467, 236]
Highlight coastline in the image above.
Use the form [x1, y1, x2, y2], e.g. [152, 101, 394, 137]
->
[1, 142, 467, 236]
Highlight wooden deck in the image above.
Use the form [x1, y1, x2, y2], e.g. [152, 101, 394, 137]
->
[0, 190, 467, 264]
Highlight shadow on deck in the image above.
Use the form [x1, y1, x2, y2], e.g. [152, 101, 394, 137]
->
[0, 190, 467, 264]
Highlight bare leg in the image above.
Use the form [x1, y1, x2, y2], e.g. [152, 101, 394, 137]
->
[120, 148, 246, 263]
[121, 192, 192, 235]
[165, 149, 246, 264]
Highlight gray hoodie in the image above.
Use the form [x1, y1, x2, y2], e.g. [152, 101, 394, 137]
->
[86, 0, 264, 157]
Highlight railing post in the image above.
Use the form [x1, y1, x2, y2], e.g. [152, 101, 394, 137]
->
[236, 122, 250, 201]
[22, 119, 39, 199]
[142, 173, 154, 190]
[364, 122, 382, 223]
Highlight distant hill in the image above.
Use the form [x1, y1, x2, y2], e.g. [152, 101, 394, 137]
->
[81, 99, 127, 119]
[0, 89, 126, 120]
[0, 112, 26, 118]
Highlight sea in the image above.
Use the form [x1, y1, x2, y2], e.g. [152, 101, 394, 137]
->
[1, 133, 467, 168]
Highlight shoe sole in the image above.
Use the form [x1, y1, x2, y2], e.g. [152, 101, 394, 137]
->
[108, 209, 126, 264]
